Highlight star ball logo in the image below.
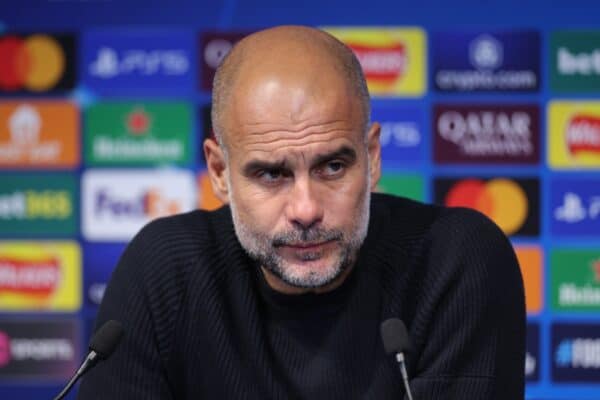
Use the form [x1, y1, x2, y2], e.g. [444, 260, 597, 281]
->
[0, 33, 76, 93]
[199, 31, 253, 91]
[323, 27, 426, 97]
[432, 30, 540, 92]
[434, 177, 539, 236]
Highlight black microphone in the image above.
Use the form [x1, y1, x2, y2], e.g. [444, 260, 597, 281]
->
[381, 318, 415, 400]
[53, 320, 124, 400]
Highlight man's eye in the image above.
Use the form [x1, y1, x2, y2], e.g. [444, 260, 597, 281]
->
[257, 169, 284, 183]
[320, 161, 346, 178]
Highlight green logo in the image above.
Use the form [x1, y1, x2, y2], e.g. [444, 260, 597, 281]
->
[550, 31, 600, 92]
[551, 249, 600, 311]
[376, 174, 424, 202]
[0, 174, 77, 236]
[85, 102, 192, 165]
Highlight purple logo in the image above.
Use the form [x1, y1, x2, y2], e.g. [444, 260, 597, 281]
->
[433, 104, 539, 164]
[199, 31, 254, 91]
[432, 30, 540, 92]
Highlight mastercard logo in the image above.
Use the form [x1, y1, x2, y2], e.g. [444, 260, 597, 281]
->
[0, 35, 67, 92]
[444, 178, 528, 235]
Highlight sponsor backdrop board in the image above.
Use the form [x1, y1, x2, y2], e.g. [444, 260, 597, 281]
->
[0, 1, 599, 399]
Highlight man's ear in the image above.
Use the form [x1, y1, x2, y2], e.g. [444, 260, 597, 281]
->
[203, 138, 230, 204]
[366, 122, 381, 191]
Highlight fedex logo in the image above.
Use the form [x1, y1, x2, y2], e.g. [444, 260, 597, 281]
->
[82, 169, 196, 241]
[95, 188, 182, 218]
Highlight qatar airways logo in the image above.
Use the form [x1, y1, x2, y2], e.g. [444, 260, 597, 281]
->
[434, 105, 539, 164]
[566, 114, 600, 156]
[82, 169, 196, 241]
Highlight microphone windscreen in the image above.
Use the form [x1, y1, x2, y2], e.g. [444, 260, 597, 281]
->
[380, 318, 410, 354]
[89, 320, 124, 359]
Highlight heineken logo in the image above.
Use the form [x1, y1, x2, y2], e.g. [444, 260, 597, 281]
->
[85, 102, 192, 165]
[126, 108, 151, 135]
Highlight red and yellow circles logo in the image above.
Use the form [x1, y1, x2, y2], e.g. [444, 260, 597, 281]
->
[0, 35, 66, 92]
[445, 178, 528, 235]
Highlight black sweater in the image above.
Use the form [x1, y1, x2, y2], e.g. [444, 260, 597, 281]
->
[78, 193, 525, 399]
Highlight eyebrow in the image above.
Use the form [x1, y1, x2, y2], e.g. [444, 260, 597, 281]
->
[241, 145, 357, 176]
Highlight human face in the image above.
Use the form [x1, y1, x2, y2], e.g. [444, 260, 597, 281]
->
[205, 75, 381, 294]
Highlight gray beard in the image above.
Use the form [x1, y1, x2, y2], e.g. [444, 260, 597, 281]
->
[228, 180, 370, 290]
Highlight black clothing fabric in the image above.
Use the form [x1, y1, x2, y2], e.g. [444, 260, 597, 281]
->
[78, 193, 526, 399]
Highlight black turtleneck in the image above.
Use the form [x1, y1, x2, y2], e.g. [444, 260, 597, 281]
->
[78, 193, 525, 399]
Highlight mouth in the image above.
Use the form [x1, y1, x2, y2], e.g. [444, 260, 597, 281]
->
[280, 239, 336, 251]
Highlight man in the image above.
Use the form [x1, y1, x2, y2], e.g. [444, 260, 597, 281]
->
[78, 26, 525, 399]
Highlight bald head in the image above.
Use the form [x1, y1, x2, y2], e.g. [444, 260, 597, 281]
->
[211, 25, 370, 150]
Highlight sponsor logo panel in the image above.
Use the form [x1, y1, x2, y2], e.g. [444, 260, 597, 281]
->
[85, 102, 192, 166]
[82, 169, 196, 241]
[82, 242, 125, 307]
[82, 30, 194, 92]
[515, 245, 543, 314]
[551, 249, 600, 311]
[199, 31, 253, 91]
[526, 323, 540, 382]
[548, 101, 600, 168]
[0, 319, 80, 381]
[433, 104, 539, 164]
[376, 174, 424, 202]
[551, 31, 600, 92]
[0, 241, 81, 311]
[550, 178, 600, 236]
[372, 106, 424, 165]
[323, 27, 426, 97]
[0, 101, 79, 168]
[0, 33, 76, 93]
[434, 177, 540, 237]
[552, 323, 600, 382]
[0, 174, 77, 236]
[432, 30, 540, 92]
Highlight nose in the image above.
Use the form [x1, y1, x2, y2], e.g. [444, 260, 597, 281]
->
[285, 175, 324, 230]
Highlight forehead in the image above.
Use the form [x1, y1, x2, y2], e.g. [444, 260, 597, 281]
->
[224, 73, 365, 159]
